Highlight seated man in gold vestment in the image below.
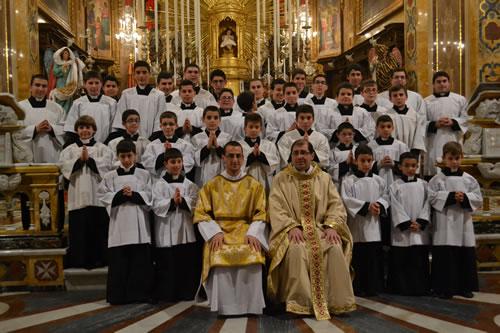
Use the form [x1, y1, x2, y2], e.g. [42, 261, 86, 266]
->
[194, 141, 269, 315]
[268, 139, 356, 320]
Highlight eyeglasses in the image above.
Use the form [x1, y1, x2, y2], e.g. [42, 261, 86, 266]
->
[126, 119, 140, 123]
[314, 81, 327, 85]
[220, 96, 233, 101]
[338, 132, 354, 137]
[292, 150, 311, 156]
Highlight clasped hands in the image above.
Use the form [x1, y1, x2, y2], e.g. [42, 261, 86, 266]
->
[287, 226, 342, 245]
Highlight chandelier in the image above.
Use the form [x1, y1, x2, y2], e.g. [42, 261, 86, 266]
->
[115, 5, 141, 43]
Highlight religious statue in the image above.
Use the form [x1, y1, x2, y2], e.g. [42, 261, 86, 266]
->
[47, 47, 85, 114]
[220, 28, 237, 57]
[368, 39, 403, 91]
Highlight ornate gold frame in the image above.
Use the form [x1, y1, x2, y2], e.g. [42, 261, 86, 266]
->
[311, 0, 343, 60]
[357, 0, 403, 35]
[38, 0, 73, 36]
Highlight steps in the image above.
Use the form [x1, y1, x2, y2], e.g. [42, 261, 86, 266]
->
[64, 267, 108, 291]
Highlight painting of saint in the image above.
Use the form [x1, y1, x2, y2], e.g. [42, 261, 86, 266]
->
[88, 0, 112, 59]
[317, 0, 341, 57]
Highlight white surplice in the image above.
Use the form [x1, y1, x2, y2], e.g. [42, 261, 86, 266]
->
[390, 178, 431, 247]
[303, 96, 341, 140]
[423, 92, 469, 176]
[170, 87, 217, 109]
[191, 129, 232, 187]
[58, 140, 114, 211]
[385, 106, 426, 152]
[277, 129, 330, 169]
[112, 86, 166, 138]
[107, 135, 150, 168]
[142, 136, 195, 178]
[239, 137, 280, 194]
[428, 171, 482, 247]
[64, 95, 116, 143]
[97, 167, 152, 248]
[19, 98, 65, 163]
[378, 89, 427, 121]
[151, 175, 200, 247]
[341, 173, 389, 242]
[368, 137, 409, 187]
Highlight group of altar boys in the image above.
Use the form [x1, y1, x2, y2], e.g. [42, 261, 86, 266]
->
[18, 59, 481, 318]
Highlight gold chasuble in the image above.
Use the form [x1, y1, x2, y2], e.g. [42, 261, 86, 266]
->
[194, 174, 268, 283]
[268, 163, 356, 320]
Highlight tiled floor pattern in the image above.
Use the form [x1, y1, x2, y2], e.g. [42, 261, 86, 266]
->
[0, 274, 499, 332]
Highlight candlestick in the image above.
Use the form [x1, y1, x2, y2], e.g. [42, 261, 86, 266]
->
[267, 60, 271, 87]
[166, 0, 170, 71]
[288, 0, 292, 74]
[206, 56, 210, 85]
[181, 0, 185, 69]
[257, 0, 261, 73]
[174, 0, 178, 55]
[154, 0, 159, 65]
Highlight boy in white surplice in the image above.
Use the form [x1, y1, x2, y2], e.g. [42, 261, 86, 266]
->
[429, 142, 482, 299]
[151, 148, 201, 301]
[97, 140, 154, 305]
[58, 115, 113, 269]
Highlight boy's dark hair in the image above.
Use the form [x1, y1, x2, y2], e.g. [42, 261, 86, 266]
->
[210, 69, 226, 81]
[184, 63, 200, 72]
[116, 139, 136, 154]
[103, 75, 119, 85]
[179, 79, 195, 89]
[376, 115, 394, 126]
[291, 139, 314, 154]
[160, 111, 178, 122]
[295, 104, 314, 119]
[442, 141, 463, 156]
[244, 112, 263, 127]
[122, 109, 140, 122]
[134, 60, 150, 71]
[30, 74, 48, 85]
[345, 63, 362, 77]
[284, 82, 299, 92]
[337, 121, 355, 133]
[433, 71, 450, 83]
[164, 147, 183, 162]
[360, 79, 377, 91]
[223, 141, 243, 155]
[219, 88, 234, 97]
[237, 91, 255, 112]
[271, 78, 286, 90]
[292, 68, 306, 79]
[249, 78, 263, 85]
[336, 82, 354, 96]
[399, 152, 418, 164]
[354, 144, 373, 159]
[389, 84, 408, 97]
[157, 72, 173, 83]
[203, 105, 221, 118]
[83, 70, 102, 83]
[312, 74, 327, 83]
[390, 67, 407, 79]
[75, 115, 97, 132]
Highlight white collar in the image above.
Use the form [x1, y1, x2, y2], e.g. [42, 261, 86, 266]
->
[293, 165, 313, 175]
[221, 169, 245, 181]
[120, 163, 133, 172]
[81, 138, 92, 144]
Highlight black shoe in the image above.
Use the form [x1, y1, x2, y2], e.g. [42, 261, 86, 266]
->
[461, 291, 474, 298]
[438, 293, 452, 299]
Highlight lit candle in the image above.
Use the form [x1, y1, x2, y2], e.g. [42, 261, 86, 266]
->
[288, 0, 292, 74]
[252, 58, 255, 78]
[166, 0, 170, 71]
[154, 0, 159, 65]
[305, 0, 309, 25]
[257, 0, 261, 73]
[174, 0, 178, 56]
[267, 60, 271, 87]
[181, 0, 185, 69]
[207, 56, 210, 84]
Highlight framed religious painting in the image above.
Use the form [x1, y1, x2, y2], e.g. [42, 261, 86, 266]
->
[313, 0, 342, 59]
[87, 0, 113, 59]
[358, 0, 403, 34]
[38, 0, 72, 34]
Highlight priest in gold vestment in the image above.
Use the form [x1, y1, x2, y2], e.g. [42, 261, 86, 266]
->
[194, 141, 269, 315]
[268, 139, 356, 320]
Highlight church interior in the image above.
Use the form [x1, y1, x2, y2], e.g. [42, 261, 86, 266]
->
[0, 0, 500, 331]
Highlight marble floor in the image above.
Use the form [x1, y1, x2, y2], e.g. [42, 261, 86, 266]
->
[0, 273, 499, 333]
